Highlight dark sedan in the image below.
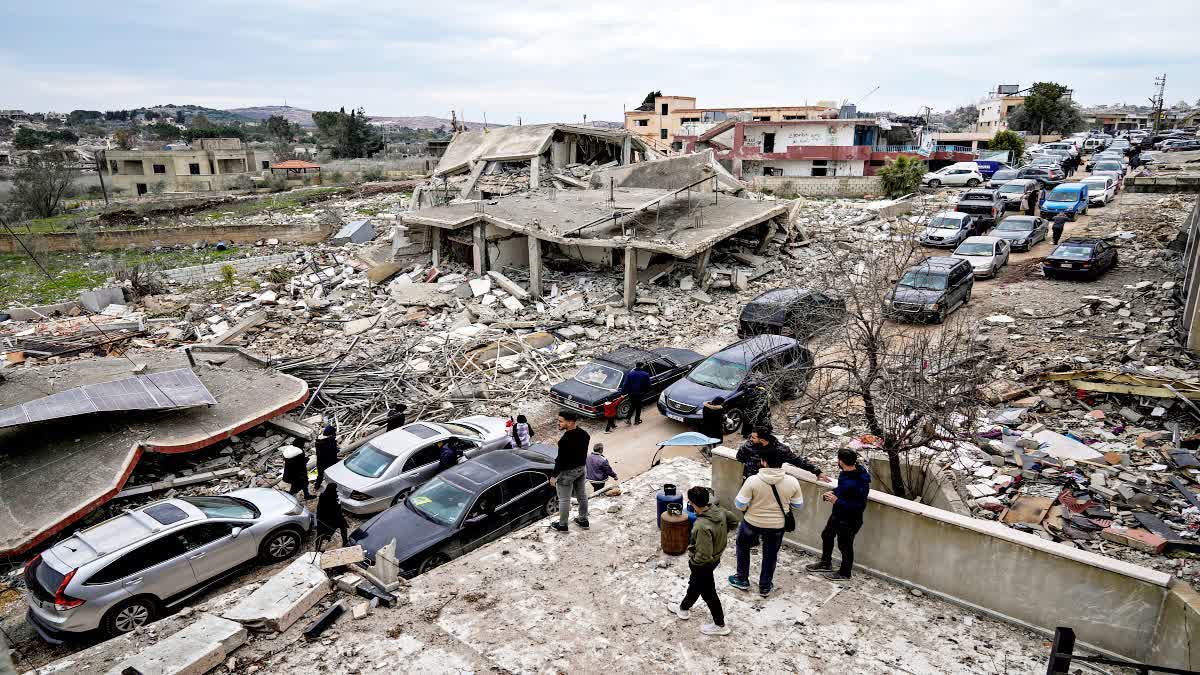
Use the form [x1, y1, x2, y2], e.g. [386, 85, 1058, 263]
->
[737, 288, 845, 340]
[549, 346, 702, 419]
[1016, 166, 1064, 189]
[348, 446, 558, 576]
[989, 216, 1047, 251]
[1042, 238, 1118, 280]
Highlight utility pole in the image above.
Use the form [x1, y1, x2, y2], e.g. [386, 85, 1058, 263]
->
[95, 149, 109, 206]
[1152, 73, 1167, 133]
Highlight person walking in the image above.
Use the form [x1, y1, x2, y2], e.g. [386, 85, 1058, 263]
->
[740, 379, 770, 438]
[315, 484, 350, 547]
[807, 449, 872, 581]
[736, 427, 825, 482]
[668, 486, 738, 636]
[701, 397, 726, 444]
[314, 425, 338, 490]
[385, 404, 408, 431]
[1026, 186, 1041, 216]
[622, 363, 651, 425]
[586, 443, 618, 493]
[511, 414, 534, 448]
[602, 397, 622, 433]
[1051, 212, 1068, 245]
[281, 444, 313, 500]
[550, 410, 590, 532]
[729, 450, 805, 597]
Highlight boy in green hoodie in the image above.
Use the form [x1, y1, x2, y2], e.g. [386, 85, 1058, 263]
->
[667, 485, 739, 636]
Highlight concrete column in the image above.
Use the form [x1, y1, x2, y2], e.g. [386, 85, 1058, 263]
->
[529, 156, 540, 190]
[623, 246, 637, 309]
[472, 222, 487, 275]
[431, 227, 444, 267]
[694, 247, 712, 283]
[527, 235, 543, 299]
[621, 136, 632, 164]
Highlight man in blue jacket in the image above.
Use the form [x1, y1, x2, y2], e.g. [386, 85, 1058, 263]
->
[622, 362, 651, 425]
[806, 449, 871, 580]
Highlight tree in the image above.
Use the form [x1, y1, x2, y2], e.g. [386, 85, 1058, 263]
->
[147, 122, 183, 141]
[988, 130, 1025, 163]
[175, 110, 186, 124]
[190, 113, 212, 129]
[13, 128, 78, 149]
[312, 107, 383, 158]
[266, 114, 292, 140]
[67, 110, 103, 126]
[944, 104, 979, 132]
[9, 153, 76, 219]
[876, 155, 925, 198]
[1006, 82, 1084, 139]
[113, 127, 137, 150]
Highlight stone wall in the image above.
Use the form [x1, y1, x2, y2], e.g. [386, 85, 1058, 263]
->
[750, 175, 884, 197]
[159, 253, 296, 285]
[1126, 174, 1200, 194]
[0, 221, 336, 254]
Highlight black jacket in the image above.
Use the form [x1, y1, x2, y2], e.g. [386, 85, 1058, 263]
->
[282, 451, 309, 486]
[701, 402, 725, 441]
[554, 427, 590, 477]
[735, 438, 822, 479]
[438, 445, 460, 472]
[315, 487, 348, 534]
[315, 436, 339, 469]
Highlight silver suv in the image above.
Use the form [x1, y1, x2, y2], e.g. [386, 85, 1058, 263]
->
[25, 489, 311, 642]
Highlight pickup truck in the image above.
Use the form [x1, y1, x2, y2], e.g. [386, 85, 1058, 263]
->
[955, 189, 1005, 225]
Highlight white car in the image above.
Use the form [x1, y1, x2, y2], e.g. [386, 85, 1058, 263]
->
[951, 236, 1010, 279]
[921, 166, 983, 188]
[1082, 176, 1116, 206]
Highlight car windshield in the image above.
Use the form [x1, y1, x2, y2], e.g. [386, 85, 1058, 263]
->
[1094, 162, 1121, 172]
[954, 242, 993, 256]
[343, 443, 394, 479]
[992, 170, 1017, 180]
[439, 422, 482, 439]
[407, 476, 472, 526]
[996, 220, 1035, 232]
[573, 363, 624, 391]
[1046, 189, 1078, 202]
[898, 270, 948, 291]
[181, 496, 259, 519]
[998, 183, 1026, 193]
[928, 216, 964, 229]
[687, 357, 748, 391]
[1052, 245, 1094, 260]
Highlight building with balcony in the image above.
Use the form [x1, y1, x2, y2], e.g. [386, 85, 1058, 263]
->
[99, 138, 262, 195]
[623, 94, 837, 153]
[976, 93, 1025, 133]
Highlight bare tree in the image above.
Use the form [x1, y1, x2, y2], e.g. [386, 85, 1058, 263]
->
[9, 153, 76, 219]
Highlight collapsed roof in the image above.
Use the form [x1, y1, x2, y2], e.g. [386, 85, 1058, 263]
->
[433, 123, 658, 177]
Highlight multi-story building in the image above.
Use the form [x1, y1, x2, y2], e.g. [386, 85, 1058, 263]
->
[99, 138, 264, 195]
[976, 92, 1025, 133]
[624, 94, 837, 152]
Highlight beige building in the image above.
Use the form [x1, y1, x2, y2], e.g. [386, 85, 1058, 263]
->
[976, 94, 1025, 133]
[624, 94, 836, 151]
[100, 138, 264, 195]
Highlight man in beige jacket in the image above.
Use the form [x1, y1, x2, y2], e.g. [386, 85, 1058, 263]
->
[728, 449, 805, 597]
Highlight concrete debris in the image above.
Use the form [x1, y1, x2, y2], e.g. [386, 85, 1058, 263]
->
[223, 555, 331, 632]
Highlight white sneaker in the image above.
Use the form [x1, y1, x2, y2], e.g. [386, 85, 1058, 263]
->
[700, 623, 731, 636]
[667, 601, 691, 620]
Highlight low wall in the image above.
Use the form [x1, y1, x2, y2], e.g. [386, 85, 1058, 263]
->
[750, 175, 884, 198]
[1126, 174, 1200, 194]
[160, 253, 296, 285]
[711, 447, 1194, 668]
[0, 221, 336, 253]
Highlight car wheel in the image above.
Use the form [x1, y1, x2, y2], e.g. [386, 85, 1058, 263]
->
[1068, 211, 1077, 222]
[1082, 205, 1089, 215]
[418, 552, 450, 575]
[723, 408, 744, 434]
[931, 310, 944, 324]
[542, 493, 559, 517]
[103, 597, 157, 637]
[615, 399, 632, 419]
[259, 528, 303, 563]
[927, 179, 941, 188]
[390, 488, 412, 507]
[966, 178, 980, 187]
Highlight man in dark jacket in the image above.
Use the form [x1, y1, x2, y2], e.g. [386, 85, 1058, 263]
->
[550, 410, 590, 531]
[701, 397, 726, 444]
[736, 427, 824, 481]
[622, 363, 651, 425]
[667, 485, 737, 636]
[314, 425, 338, 490]
[281, 445, 313, 499]
[806, 449, 872, 580]
[315, 484, 349, 547]
[385, 404, 408, 431]
[437, 441, 460, 472]
[1051, 212, 1068, 245]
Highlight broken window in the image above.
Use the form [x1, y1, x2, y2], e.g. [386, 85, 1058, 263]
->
[152, 164, 166, 174]
[754, 116, 771, 122]
[136, 183, 148, 195]
[763, 167, 783, 176]
[262, 160, 270, 169]
[109, 160, 118, 173]
[636, 119, 648, 127]
[811, 160, 829, 177]
[660, 103, 669, 115]
[763, 133, 776, 153]
[660, 129, 668, 140]
[783, 115, 805, 120]
[189, 163, 200, 175]
[680, 117, 700, 123]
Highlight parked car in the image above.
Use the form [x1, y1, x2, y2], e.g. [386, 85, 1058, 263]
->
[1082, 138, 1106, 153]
[1039, 183, 1090, 221]
[886, 257, 974, 324]
[919, 211, 979, 248]
[549, 346, 702, 419]
[950, 236, 1010, 279]
[657, 335, 813, 433]
[1016, 165, 1065, 188]
[921, 166, 983, 188]
[955, 188, 1005, 224]
[1041, 141, 1079, 158]
[996, 179, 1039, 212]
[1090, 160, 1126, 185]
[737, 288, 846, 340]
[1086, 152, 1123, 171]
[1029, 154, 1067, 170]
[1081, 175, 1117, 206]
[987, 168, 1020, 188]
[989, 216, 1047, 251]
[1042, 238, 1118, 280]
[325, 417, 515, 515]
[1165, 140, 1200, 152]
[349, 446, 559, 577]
[25, 490, 311, 642]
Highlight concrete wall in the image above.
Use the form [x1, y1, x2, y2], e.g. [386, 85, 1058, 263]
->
[1127, 175, 1200, 194]
[741, 123, 856, 149]
[749, 175, 883, 197]
[0, 221, 336, 253]
[742, 159, 865, 178]
[158, 253, 296, 285]
[710, 447, 1191, 667]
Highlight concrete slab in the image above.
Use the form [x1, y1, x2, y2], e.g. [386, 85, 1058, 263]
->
[0, 348, 308, 557]
[223, 554, 331, 632]
[105, 613, 246, 675]
[78, 287, 126, 313]
[330, 219, 375, 246]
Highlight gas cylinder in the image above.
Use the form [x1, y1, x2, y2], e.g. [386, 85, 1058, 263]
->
[656, 484, 683, 529]
[660, 504, 690, 556]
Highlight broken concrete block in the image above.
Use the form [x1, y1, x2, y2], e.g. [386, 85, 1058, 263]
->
[257, 290, 278, 306]
[352, 601, 371, 620]
[319, 545, 365, 570]
[223, 556, 331, 632]
[1118, 407, 1143, 424]
[335, 572, 364, 594]
[367, 262, 404, 286]
[344, 316, 379, 336]
[986, 315, 1015, 325]
[486, 271, 530, 300]
[469, 278, 492, 297]
[331, 219, 375, 245]
[79, 287, 125, 313]
[107, 613, 247, 675]
[502, 296, 524, 312]
[1101, 525, 1167, 554]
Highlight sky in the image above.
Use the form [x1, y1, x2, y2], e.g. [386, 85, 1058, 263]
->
[4, 0, 1199, 124]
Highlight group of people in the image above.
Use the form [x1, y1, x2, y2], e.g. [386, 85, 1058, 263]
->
[279, 423, 350, 549]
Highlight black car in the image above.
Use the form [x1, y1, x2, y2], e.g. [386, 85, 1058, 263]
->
[1017, 166, 1065, 189]
[1042, 238, 1118, 280]
[955, 188, 1005, 224]
[657, 335, 813, 433]
[349, 446, 558, 576]
[987, 168, 1020, 188]
[737, 288, 845, 340]
[989, 216, 1047, 251]
[886, 257, 974, 323]
[548, 346, 703, 419]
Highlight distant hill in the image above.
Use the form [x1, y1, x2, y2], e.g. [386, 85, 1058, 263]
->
[226, 106, 499, 131]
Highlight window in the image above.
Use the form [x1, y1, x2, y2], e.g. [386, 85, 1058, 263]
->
[812, 159, 829, 177]
[182, 495, 259, 520]
[680, 117, 700, 123]
[152, 164, 166, 174]
[503, 472, 546, 498]
[262, 160, 270, 169]
[660, 129, 668, 140]
[405, 424, 441, 439]
[636, 119, 648, 127]
[88, 535, 185, 584]
[136, 183, 148, 195]
[344, 443, 395, 478]
[402, 444, 443, 472]
[754, 116, 771, 122]
[783, 115, 804, 120]
[660, 103, 669, 115]
[468, 485, 505, 518]
[109, 160, 119, 173]
[189, 163, 200, 175]
[176, 523, 236, 551]
[762, 133, 776, 153]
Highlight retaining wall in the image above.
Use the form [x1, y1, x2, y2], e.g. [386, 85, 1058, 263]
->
[1126, 174, 1200, 194]
[0, 221, 336, 254]
[750, 175, 884, 197]
[710, 447, 1197, 669]
[160, 253, 296, 285]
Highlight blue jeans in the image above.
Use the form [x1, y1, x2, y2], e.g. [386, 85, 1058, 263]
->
[735, 520, 784, 591]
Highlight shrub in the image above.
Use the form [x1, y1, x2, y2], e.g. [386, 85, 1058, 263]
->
[232, 175, 255, 191]
[265, 174, 290, 193]
[329, 170, 345, 184]
[362, 167, 385, 182]
[108, 259, 165, 297]
[877, 155, 926, 198]
[267, 267, 292, 284]
[220, 264, 236, 287]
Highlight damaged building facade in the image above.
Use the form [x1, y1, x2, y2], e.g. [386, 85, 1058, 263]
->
[100, 137, 263, 194]
[623, 93, 840, 152]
